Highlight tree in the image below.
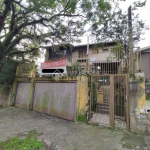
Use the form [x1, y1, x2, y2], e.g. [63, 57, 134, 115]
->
[90, 0, 149, 72]
[0, 0, 111, 65]
[0, 59, 18, 86]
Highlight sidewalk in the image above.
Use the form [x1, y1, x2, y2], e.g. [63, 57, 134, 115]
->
[0, 107, 150, 150]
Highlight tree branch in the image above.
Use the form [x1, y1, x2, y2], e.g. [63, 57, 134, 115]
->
[0, 0, 11, 32]
[4, 34, 33, 54]
[13, 0, 28, 9]
[9, 47, 39, 56]
[10, 2, 16, 31]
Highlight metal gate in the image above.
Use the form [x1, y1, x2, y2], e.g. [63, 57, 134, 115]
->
[32, 82, 76, 121]
[90, 74, 129, 130]
[15, 82, 31, 109]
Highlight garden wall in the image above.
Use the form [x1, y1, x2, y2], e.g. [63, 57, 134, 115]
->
[0, 86, 11, 107]
[129, 72, 150, 134]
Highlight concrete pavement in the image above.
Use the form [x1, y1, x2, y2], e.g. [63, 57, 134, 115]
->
[0, 107, 150, 150]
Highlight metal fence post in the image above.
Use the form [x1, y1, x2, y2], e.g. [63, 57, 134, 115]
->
[110, 75, 115, 127]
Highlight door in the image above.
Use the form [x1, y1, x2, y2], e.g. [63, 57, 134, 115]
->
[15, 82, 31, 109]
[32, 82, 76, 121]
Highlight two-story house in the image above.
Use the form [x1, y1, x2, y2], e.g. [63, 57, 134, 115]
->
[71, 42, 119, 74]
[44, 42, 121, 74]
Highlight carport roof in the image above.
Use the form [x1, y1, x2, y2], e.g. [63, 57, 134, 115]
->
[140, 46, 150, 52]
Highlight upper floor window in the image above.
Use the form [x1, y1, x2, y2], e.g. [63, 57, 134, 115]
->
[49, 48, 71, 60]
[79, 50, 86, 58]
[102, 48, 109, 52]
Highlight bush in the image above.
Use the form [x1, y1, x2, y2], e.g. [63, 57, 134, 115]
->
[0, 59, 18, 86]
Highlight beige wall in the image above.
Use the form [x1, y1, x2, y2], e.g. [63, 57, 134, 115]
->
[72, 46, 115, 69]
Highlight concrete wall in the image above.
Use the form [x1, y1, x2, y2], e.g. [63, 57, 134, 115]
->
[0, 86, 11, 108]
[10, 76, 89, 121]
[129, 72, 150, 134]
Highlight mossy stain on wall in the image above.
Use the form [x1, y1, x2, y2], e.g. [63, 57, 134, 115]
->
[34, 96, 41, 111]
[41, 92, 50, 113]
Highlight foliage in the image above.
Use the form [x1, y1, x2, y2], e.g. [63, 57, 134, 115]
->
[146, 97, 150, 101]
[76, 114, 86, 122]
[0, 59, 18, 86]
[16, 63, 38, 78]
[0, 0, 111, 65]
[91, 0, 149, 64]
[67, 62, 82, 72]
[76, 111, 86, 122]
[107, 42, 122, 62]
[0, 130, 46, 150]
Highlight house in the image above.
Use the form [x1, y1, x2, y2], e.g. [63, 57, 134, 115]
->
[44, 44, 73, 67]
[71, 42, 120, 74]
[44, 42, 123, 74]
[139, 46, 150, 79]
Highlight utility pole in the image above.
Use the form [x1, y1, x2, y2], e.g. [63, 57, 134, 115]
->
[86, 36, 89, 73]
[128, 6, 134, 73]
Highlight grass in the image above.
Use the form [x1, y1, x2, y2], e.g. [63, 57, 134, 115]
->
[0, 130, 46, 150]
[76, 114, 86, 122]
[146, 96, 150, 100]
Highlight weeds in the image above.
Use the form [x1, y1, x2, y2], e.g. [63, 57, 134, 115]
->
[0, 130, 46, 150]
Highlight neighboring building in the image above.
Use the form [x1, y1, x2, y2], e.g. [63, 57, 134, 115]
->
[140, 46, 150, 78]
[44, 42, 123, 74]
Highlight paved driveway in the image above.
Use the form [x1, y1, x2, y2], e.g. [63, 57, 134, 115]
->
[0, 107, 150, 150]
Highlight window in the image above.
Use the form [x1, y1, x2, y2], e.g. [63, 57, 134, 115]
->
[102, 48, 109, 52]
[79, 50, 86, 58]
[49, 48, 71, 60]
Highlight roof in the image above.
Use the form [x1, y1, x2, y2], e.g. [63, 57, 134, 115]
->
[140, 46, 150, 52]
[72, 42, 116, 50]
[43, 42, 116, 50]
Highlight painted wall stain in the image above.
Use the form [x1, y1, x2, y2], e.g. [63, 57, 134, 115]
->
[41, 92, 50, 113]
[140, 82, 145, 89]
[59, 93, 71, 118]
[49, 94, 57, 116]
[34, 96, 41, 111]
[137, 81, 146, 114]
[76, 76, 88, 117]
[138, 94, 146, 114]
